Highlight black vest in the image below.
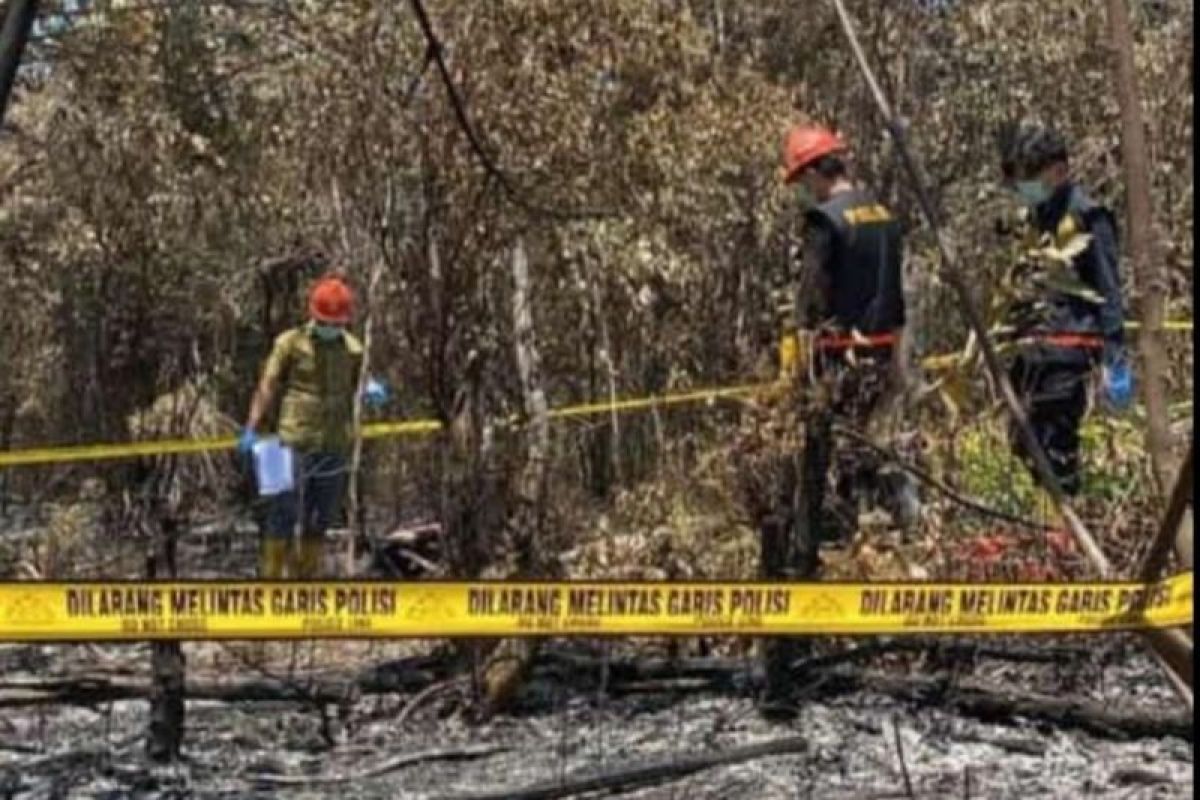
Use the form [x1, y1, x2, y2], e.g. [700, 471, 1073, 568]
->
[806, 189, 906, 334]
[1022, 184, 1117, 336]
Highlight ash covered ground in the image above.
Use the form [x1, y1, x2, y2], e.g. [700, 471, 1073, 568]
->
[0, 634, 1191, 800]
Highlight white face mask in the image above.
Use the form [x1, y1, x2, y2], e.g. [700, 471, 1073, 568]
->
[313, 323, 344, 342]
[795, 182, 817, 209]
[1015, 179, 1051, 207]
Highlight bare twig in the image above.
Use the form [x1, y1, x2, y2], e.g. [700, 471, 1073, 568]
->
[1138, 443, 1193, 582]
[395, 677, 465, 729]
[953, 730, 1045, 757]
[385, 545, 441, 575]
[892, 715, 917, 799]
[404, 0, 612, 221]
[832, 423, 1050, 530]
[346, 254, 388, 575]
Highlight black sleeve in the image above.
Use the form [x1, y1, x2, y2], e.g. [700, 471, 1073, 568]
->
[1084, 209, 1124, 360]
[794, 213, 834, 329]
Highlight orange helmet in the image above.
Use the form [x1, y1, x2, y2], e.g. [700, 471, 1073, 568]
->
[308, 274, 354, 324]
[780, 124, 847, 184]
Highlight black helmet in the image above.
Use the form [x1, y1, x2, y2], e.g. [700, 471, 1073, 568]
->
[998, 122, 1068, 178]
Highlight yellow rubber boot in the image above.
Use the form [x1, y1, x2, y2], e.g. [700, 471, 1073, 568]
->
[293, 536, 324, 579]
[260, 539, 289, 579]
[779, 332, 798, 381]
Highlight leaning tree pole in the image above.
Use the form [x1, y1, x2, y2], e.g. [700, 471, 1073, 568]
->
[1102, 0, 1192, 573]
[828, 0, 1193, 708]
[0, 0, 39, 127]
[1103, 2, 1176, 493]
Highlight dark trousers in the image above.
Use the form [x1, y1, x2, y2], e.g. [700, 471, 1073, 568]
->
[760, 351, 894, 716]
[265, 452, 348, 540]
[803, 350, 895, 542]
[1008, 355, 1090, 496]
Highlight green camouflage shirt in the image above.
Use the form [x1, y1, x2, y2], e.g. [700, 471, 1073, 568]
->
[260, 321, 364, 455]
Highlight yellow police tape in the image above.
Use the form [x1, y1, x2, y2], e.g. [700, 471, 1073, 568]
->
[0, 320, 1191, 469]
[0, 385, 765, 468]
[0, 572, 1190, 640]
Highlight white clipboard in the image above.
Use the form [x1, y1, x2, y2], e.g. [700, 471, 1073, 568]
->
[252, 437, 295, 496]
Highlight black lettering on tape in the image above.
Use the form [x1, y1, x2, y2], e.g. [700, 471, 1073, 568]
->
[468, 588, 493, 614]
[334, 587, 397, 616]
[1057, 588, 1113, 615]
[98, 587, 163, 617]
[993, 588, 1053, 615]
[568, 588, 601, 616]
[1116, 585, 1168, 614]
[271, 587, 329, 616]
[860, 589, 886, 615]
[497, 587, 561, 616]
[958, 589, 992, 615]
[602, 588, 661, 616]
[888, 588, 953, 616]
[729, 589, 789, 616]
[67, 589, 92, 617]
[667, 589, 724, 616]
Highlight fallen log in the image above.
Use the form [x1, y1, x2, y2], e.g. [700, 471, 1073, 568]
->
[537, 639, 1093, 695]
[0, 655, 444, 708]
[953, 730, 1046, 757]
[0, 676, 356, 707]
[4, 649, 1189, 744]
[536, 650, 747, 690]
[818, 668, 1193, 742]
[440, 734, 808, 800]
[791, 639, 1093, 673]
[251, 744, 507, 786]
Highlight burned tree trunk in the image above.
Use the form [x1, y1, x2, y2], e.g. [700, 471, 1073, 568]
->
[146, 512, 185, 762]
[508, 239, 551, 577]
[345, 253, 387, 576]
[1103, 0, 1178, 507]
[481, 239, 554, 715]
[1102, 0, 1194, 703]
[730, 385, 816, 718]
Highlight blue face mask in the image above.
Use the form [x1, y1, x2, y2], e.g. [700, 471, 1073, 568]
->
[1015, 179, 1051, 207]
[313, 323, 344, 342]
[795, 182, 817, 209]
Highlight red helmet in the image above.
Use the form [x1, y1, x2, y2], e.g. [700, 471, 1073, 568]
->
[308, 274, 354, 324]
[780, 124, 847, 184]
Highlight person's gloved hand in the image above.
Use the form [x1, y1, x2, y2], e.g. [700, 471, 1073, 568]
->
[778, 330, 815, 381]
[237, 427, 258, 457]
[778, 332, 798, 379]
[362, 377, 390, 409]
[1101, 352, 1134, 412]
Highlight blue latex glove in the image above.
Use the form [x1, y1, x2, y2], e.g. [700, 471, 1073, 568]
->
[362, 377, 390, 409]
[1101, 355, 1134, 412]
[237, 427, 258, 457]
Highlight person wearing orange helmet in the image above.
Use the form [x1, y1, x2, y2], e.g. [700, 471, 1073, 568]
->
[777, 122, 915, 542]
[239, 272, 390, 579]
[760, 123, 915, 720]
